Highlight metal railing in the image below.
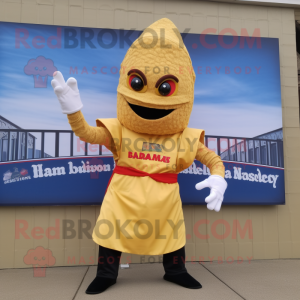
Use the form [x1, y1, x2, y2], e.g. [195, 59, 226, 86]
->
[0, 129, 103, 162]
[205, 136, 284, 168]
[0, 130, 284, 168]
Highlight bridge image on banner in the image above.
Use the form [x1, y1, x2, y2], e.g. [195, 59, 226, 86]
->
[0, 115, 285, 206]
[0, 115, 284, 169]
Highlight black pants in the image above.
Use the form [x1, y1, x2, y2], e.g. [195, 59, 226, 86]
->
[96, 245, 187, 279]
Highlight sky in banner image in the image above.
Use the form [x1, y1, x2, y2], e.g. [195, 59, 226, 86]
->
[0, 22, 284, 205]
[0, 23, 282, 136]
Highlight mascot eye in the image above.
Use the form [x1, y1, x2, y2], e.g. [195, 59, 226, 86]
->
[155, 75, 178, 97]
[159, 81, 172, 96]
[157, 79, 177, 97]
[130, 76, 144, 91]
[127, 70, 148, 93]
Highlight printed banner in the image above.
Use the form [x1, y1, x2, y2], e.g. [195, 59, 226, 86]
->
[0, 22, 284, 205]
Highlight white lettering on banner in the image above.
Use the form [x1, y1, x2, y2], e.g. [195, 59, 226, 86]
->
[27, 161, 279, 189]
[180, 163, 280, 189]
[32, 164, 44, 178]
[68, 161, 110, 174]
[225, 170, 232, 179]
[3, 176, 31, 184]
[231, 167, 279, 188]
[52, 167, 66, 176]
[32, 164, 66, 178]
[30, 161, 111, 179]
[69, 161, 86, 174]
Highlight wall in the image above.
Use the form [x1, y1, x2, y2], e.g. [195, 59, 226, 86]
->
[0, 0, 299, 268]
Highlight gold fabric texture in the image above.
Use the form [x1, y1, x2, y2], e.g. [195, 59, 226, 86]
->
[117, 18, 196, 135]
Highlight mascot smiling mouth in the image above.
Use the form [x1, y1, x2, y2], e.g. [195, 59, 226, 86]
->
[127, 102, 175, 120]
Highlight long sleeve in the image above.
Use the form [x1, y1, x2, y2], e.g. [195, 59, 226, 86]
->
[195, 142, 225, 177]
[67, 111, 115, 153]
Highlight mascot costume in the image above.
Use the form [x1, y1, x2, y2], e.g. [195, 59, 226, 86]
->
[51, 18, 227, 294]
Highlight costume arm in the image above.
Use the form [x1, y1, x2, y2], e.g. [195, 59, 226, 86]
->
[51, 71, 115, 152]
[67, 111, 115, 152]
[195, 142, 225, 178]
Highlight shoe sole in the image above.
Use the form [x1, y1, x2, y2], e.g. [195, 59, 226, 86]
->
[163, 278, 202, 289]
[85, 282, 116, 295]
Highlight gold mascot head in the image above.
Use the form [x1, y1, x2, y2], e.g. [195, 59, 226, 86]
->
[117, 18, 195, 135]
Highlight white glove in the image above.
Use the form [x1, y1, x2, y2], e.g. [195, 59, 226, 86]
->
[195, 175, 227, 212]
[51, 71, 83, 114]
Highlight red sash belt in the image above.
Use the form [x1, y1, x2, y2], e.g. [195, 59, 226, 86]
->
[106, 165, 178, 194]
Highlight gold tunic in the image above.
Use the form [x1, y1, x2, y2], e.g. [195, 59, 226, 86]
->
[91, 119, 203, 255]
[67, 112, 225, 255]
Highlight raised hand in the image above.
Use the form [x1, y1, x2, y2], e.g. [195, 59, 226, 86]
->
[51, 71, 83, 114]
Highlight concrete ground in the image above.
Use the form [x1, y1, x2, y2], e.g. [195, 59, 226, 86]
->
[1, 260, 300, 300]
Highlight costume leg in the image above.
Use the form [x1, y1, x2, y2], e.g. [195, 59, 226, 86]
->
[163, 246, 202, 289]
[163, 245, 187, 275]
[86, 245, 122, 295]
[96, 245, 122, 278]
